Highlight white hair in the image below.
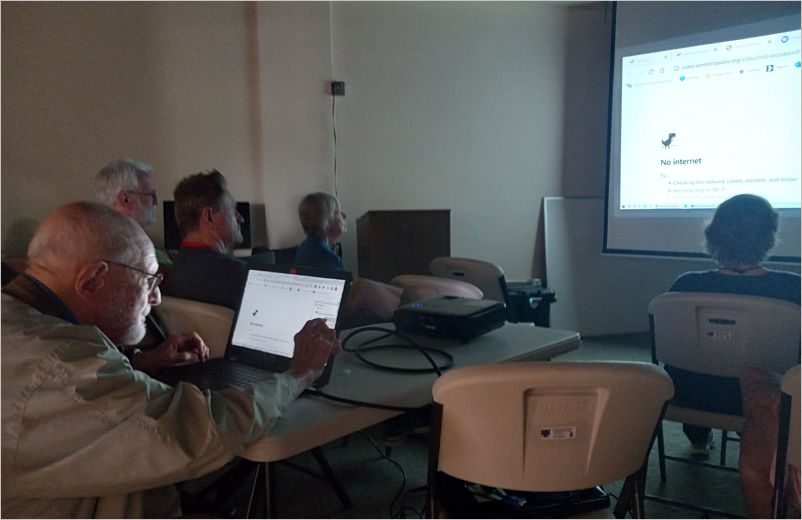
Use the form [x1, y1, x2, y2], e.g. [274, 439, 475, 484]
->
[28, 201, 152, 269]
[93, 159, 153, 206]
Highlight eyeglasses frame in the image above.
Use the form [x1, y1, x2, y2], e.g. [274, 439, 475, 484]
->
[102, 260, 163, 292]
[125, 190, 158, 205]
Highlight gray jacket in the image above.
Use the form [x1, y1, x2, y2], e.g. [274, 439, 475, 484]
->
[1, 294, 305, 518]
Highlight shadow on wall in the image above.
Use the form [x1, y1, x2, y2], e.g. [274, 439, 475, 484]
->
[559, 3, 612, 198]
[2, 219, 40, 259]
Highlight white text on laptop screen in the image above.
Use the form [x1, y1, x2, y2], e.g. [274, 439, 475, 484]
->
[231, 270, 346, 358]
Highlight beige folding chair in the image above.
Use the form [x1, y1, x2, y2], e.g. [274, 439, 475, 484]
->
[390, 274, 483, 304]
[429, 256, 555, 324]
[154, 296, 235, 358]
[773, 365, 801, 518]
[429, 256, 507, 303]
[649, 292, 800, 485]
[427, 361, 674, 518]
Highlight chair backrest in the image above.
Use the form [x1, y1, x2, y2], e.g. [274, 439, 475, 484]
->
[429, 256, 508, 303]
[390, 274, 483, 304]
[781, 365, 800, 468]
[154, 296, 235, 358]
[431, 361, 674, 492]
[649, 292, 800, 377]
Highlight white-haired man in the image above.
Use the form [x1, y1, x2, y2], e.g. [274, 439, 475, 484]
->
[95, 159, 177, 356]
[94, 159, 172, 268]
[1, 202, 339, 517]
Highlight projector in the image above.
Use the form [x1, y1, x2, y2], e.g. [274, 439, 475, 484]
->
[392, 296, 507, 342]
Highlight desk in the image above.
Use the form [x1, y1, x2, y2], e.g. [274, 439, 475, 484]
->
[241, 323, 581, 517]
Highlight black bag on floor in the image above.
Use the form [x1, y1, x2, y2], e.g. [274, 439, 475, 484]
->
[435, 473, 610, 518]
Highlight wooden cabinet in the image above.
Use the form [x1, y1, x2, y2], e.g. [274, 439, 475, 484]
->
[356, 210, 451, 283]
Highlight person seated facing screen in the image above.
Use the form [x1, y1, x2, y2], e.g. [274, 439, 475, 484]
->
[95, 158, 181, 357]
[662, 193, 801, 517]
[1, 201, 339, 518]
[666, 193, 800, 455]
[94, 158, 173, 270]
[296, 192, 347, 272]
[295, 192, 402, 327]
[162, 169, 251, 309]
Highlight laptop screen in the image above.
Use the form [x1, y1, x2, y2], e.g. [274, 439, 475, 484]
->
[230, 268, 349, 359]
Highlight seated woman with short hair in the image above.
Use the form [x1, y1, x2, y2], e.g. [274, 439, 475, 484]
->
[295, 192, 401, 327]
[666, 193, 799, 517]
[296, 192, 347, 272]
[667, 194, 800, 452]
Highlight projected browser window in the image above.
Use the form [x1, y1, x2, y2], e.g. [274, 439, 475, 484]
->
[619, 29, 801, 210]
[231, 270, 345, 358]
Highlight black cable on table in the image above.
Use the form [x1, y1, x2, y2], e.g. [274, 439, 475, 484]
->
[341, 326, 453, 375]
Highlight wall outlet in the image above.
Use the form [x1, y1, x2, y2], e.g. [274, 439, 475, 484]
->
[331, 81, 345, 96]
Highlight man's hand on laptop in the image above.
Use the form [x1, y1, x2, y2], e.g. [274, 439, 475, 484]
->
[288, 318, 342, 383]
[130, 332, 210, 374]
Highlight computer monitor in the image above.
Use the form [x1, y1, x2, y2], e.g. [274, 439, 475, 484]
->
[163, 200, 252, 250]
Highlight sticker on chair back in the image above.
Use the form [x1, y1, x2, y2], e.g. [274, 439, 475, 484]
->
[524, 389, 596, 445]
[539, 426, 576, 440]
[524, 390, 597, 474]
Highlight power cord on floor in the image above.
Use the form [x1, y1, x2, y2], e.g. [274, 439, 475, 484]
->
[394, 484, 427, 519]
[362, 430, 409, 518]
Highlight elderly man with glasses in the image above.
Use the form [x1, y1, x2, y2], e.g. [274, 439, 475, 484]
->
[3, 202, 207, 375]
[1, 201, 339, 517]
[94, 159, 183, 364]
[94, 158, 172, 269]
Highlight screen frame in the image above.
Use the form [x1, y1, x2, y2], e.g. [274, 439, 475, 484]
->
[603, 4, 801, 263]
[225, 264, 352, 372]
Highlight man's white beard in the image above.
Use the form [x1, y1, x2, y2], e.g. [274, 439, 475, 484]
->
[119, 321, 147, 346]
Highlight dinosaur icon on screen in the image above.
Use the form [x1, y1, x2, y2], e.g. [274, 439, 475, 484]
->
[661, 133, 676, 149]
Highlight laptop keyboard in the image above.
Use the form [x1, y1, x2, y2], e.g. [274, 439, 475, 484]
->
[157, 359, 272, 390]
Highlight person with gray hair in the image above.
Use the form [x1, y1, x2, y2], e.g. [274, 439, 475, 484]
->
[94, 159, 157, 226]
[295, 191, 346, 271]
[293, 191, 402, 328]
[94, 159, 173, 268]
[1, 201, 339, 517]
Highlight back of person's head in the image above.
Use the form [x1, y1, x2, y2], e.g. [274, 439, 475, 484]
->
[299, 192, 340, 235]
[28, 201, 149, 271]
[94, 159, 153, 206]
[173, 170, 228, 237]
[705, 194, 778, 266]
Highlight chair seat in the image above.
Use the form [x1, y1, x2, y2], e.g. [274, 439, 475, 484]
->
[664, 403, 745, 433]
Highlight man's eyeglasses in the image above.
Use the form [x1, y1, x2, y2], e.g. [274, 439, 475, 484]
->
[102, 260, 163, 292]
[126, 191, 158, 205]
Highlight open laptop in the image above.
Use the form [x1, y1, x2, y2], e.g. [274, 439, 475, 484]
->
[157, 265, 351, 390]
